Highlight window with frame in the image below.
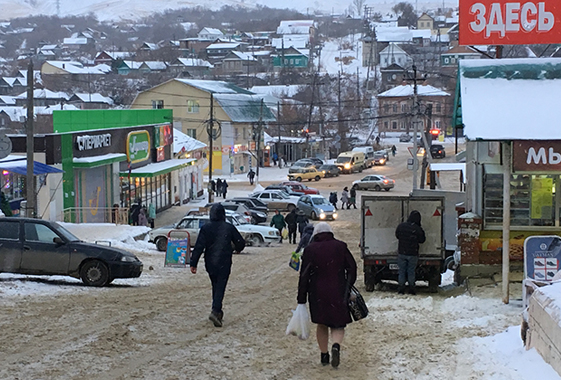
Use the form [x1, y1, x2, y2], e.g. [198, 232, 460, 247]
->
[152, 100, 164, 109]
[401, 103, 407, 112]
[483, 172, 557, 228]
[384, 104, 389, 114]
[186, 129, 197, 139]
[187, 100, 199, 113]
[392, 104, 398, 113]
[384, 121, 389, 129]
[25, 223, 59, 243]
[392, 121, 397, 130]
[435, 102, 441, 113]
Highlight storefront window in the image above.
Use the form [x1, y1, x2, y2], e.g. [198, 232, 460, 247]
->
[483, 173, 557, 228]
[119, 173, 172, 216]
[1, 171, 25, 201]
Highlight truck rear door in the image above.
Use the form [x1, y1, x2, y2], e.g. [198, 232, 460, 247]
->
[407, 198, 444, 258]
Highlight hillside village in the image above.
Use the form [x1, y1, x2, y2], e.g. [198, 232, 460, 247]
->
[0, 4, 556, 168]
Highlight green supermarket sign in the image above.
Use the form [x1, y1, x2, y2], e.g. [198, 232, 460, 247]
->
[127, 130, 151, 163]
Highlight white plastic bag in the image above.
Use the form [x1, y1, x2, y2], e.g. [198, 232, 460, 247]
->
[285, 304, 310, 340]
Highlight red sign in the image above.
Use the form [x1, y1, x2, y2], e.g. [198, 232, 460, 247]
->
[459, 1, 561, 45]
[512, 140, 561, 172]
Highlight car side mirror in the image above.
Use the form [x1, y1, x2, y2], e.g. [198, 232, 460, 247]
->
[53, 237, 65, 246]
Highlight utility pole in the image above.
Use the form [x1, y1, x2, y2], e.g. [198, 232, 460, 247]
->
[207, 93, 214, 203]
[25, 60, 35, 218]
[420, 103, 432, 189]
[256, 99, 264, 184]
[411, 65, 420, 191]
[306, 73, 316, 158]
[337, 71, 344, 152]
[277, 101, 281, 160]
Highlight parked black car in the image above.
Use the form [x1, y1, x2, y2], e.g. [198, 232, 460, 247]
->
[0, 218, 143, 286]
[318, 164, 340, 177]
[430, 144, 446, 159]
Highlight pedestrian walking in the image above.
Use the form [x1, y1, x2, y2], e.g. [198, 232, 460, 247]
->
[209, 179, 216, 196]
[190, 204, 246, 327]
[285, 208, 298, 244]
[216, 179, 223, 197]
[375, 135, 380, 145]
[296, 210, 309, 238]
[222, 180, 228, 199]
[349, 186, 357, 209]
[247, 168, 256, 185]
[341, 187, 350, 210]
[295, 223, 314, 253]
[391, 145, 397, 157]
[395, 210, 426, 295]
[297, 222, 357, 368]
[270, 210, 287, 243]
[279, 156, 284, 168]
[148, 202, 156, 228]
[273, 152, 278, 166]
[329, 191, 338, 210]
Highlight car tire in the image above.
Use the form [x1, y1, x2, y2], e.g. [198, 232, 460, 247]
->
[249, 234, 264, 246]
[315, 176, 320, 181]
[375, 185, 381, 191]
[296, 177, 302, 182]
[287, 204, 296, 211]
[155, 237, 168, 252]
[80, 260, 110, 287]
[311, 211, 317, 220]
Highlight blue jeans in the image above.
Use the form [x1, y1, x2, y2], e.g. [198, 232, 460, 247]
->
[398, 254, 419, 288]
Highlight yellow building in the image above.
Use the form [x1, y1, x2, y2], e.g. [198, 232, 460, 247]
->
[131, 79, 276, 175]
[416, 13, 434, 31]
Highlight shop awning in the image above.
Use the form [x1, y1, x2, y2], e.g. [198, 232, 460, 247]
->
[0, 157, 63, 175]
[73, 153, 127, 168]
[119, 158, 196, 178]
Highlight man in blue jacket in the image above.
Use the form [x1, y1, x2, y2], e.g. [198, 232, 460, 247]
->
[395, 210, 426, 295]
[190, 204, 246, 327]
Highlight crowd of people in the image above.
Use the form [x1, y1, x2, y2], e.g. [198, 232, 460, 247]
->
[208, 178, 229, 198]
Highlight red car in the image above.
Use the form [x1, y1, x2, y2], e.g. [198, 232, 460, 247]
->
[279, 181, 320, 195]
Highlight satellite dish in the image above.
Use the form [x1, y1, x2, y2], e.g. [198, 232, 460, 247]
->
[0, 134, 12, 160]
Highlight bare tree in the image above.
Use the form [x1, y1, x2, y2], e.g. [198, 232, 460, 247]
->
[352, 0, 366, 16]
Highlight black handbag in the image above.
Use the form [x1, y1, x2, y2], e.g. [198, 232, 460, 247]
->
[348, 285, 369, 321]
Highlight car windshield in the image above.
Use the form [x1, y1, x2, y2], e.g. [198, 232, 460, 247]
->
[336, 157, 351, 163]
[293, 161, 310, 167]
[312, 198, 327, 205]
[53, 222, 81, 242]
[277, 191, 290, 199]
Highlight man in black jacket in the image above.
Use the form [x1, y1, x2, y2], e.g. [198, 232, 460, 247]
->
[190, 204, 246, 327]
[395, 210, 426, 295]
[285, 208, 298, 244]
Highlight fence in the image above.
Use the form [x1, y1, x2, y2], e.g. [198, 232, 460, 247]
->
[60, 207, 130, 224]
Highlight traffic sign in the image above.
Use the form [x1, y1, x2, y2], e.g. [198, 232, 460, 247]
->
[0, 133, 12, 160]
[408, 146, 421, 157]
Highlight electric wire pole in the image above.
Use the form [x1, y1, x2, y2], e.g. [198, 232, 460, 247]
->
[26, 60, 35, 217]
[207, 93, 214, 203]
[411, 65, 419, 190]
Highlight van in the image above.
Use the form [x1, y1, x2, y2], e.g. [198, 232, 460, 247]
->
[336, 151, 365, 174]
[352, 146, 375, 168]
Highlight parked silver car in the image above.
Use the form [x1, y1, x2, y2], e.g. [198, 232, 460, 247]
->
[352, 175, 395, 191]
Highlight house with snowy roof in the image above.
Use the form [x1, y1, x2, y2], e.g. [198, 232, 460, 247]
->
[198, 27, 225, 41]
[169, 57, 213, 78]
[41, 61, 111, 76]
[219, 51, 258, 75]
[139, 61, 168, 73]
[130, 78, 275, 175]
[67, 93, 114, 109]
[379, 43, 412, 69]
[376, 84, 451, 135]
[117, 61, 144, 75]
[205, 42, 246, 63]
[94, 51, 134, 65]
[271, 47, 309, 70]
[15, 88, 69, 107]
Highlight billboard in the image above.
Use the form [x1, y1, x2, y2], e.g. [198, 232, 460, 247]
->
[459, 1, 561, 45]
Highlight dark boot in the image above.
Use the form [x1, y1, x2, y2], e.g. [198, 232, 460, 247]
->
[398, 286, 405, 295]
[408, 286, 416, 295]
[320, 352, 330, 366]
[209, 311, 223, 327]
[331, 343, 340, 368]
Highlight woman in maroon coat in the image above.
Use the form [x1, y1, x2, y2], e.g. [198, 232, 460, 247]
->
[297, 222, 357, 368]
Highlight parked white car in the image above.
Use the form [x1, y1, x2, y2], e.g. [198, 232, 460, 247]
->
[249, 190, 300, 211]
[149, 213, 280, 251]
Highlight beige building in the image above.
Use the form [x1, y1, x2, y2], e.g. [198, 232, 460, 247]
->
[416, 13, 434, 31]
[130, 79, 275, 175]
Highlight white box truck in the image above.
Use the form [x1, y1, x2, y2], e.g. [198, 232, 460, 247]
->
[360, 194, 446, 292]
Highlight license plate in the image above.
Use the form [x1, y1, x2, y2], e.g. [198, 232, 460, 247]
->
[389, 264, 399, 270]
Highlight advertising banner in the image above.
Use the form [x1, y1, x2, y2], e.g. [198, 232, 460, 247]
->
[459, 1, 561, 45]
[513, 140, 561, 172]
[126, 130, 151, 164]
[524, 235, 561, 281]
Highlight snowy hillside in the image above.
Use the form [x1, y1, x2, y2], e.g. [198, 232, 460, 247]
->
[0, 0, 459, 21]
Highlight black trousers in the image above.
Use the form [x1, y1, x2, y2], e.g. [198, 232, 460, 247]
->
[288, 225, 297, 243]
[208, 267, 231, 314]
